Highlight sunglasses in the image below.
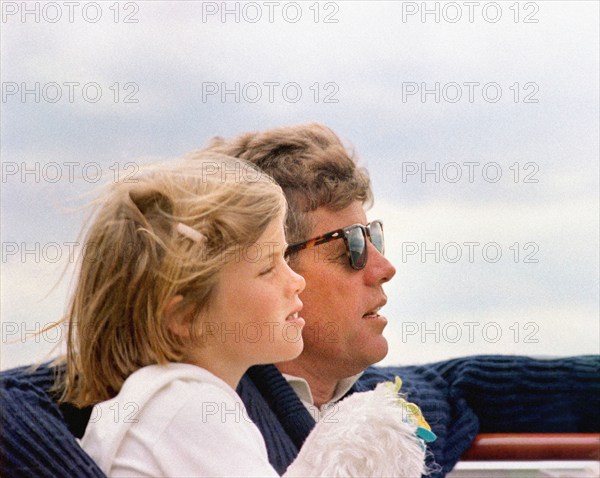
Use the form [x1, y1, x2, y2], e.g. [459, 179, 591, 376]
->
[284, 220, 385, 270]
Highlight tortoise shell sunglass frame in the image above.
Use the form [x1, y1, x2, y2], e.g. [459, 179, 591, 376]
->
[284, 220, 385, 270]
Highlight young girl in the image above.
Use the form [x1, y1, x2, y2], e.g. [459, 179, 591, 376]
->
[60, 153, 304, 476]
[61, 152, 431, 477]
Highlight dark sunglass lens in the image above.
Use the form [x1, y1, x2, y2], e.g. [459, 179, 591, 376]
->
[347, 227, 367, 268]
[370, 221, 384, 254]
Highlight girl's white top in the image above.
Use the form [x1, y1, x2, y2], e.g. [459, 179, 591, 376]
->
[81, 363, 279, 477]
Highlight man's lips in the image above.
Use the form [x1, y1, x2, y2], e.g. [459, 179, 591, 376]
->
[362, 308, 388, 333]
[363, 304, 381, 314]
[362, 299, 387, 318]
[362, 313, 381, 319]
[362, 311, 387, 321]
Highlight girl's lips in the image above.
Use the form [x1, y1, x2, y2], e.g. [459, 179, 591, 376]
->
[286, 311, 305, 326]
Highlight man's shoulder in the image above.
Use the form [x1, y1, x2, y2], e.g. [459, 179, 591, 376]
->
[1, 362, 106, 477]
[357, 363, 447, 394]
[359, 354, 600, 398]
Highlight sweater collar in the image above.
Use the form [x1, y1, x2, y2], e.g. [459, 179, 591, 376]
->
[245, 364, 316, 449]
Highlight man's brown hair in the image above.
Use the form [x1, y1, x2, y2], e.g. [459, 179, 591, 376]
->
[205, 123, 372, 243]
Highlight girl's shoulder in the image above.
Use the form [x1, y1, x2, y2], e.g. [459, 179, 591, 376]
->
[81, 363, 253, 475]
[122, 363, 237, 402]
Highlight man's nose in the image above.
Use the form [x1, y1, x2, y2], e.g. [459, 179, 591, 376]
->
[365, 241, 396, 284]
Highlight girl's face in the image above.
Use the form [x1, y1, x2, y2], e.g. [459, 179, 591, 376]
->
[194, 215, 306, 374]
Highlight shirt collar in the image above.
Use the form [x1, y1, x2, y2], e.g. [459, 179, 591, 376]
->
[282, 371, 363, 408]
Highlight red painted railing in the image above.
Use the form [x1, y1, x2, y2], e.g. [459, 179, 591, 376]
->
[461, 434, 600, 461]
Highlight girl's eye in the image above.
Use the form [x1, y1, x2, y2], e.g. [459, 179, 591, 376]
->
[259, 265, 275, 276]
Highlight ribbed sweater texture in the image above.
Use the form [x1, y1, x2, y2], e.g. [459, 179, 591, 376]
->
[2, 355, 598, 477]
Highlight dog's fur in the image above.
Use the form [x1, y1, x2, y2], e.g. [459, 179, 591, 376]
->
[285, 383, 429, 477]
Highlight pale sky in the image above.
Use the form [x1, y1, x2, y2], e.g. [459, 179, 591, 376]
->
[1, 1, 598, 369]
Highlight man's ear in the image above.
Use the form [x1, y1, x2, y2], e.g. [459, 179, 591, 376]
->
[164, 295, 191, 339]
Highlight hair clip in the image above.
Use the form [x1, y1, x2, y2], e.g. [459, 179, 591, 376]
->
[176, 223, 207, 243]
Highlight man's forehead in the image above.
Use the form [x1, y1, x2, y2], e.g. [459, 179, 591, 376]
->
[306, 202, 368, 237]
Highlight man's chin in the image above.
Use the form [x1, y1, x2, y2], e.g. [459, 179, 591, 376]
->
[362, 336, 389, 366]
[374, 343, 389, 364]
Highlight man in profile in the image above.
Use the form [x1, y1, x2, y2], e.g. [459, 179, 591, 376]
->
[1, 123, 598, 478]
[206, 123, 599, 476]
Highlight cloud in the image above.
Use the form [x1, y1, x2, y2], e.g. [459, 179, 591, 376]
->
[368, 197, 599, 365]
[1, 0, 598, 370]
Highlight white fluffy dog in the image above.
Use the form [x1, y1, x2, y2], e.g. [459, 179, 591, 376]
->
[285, 382, 433, 478]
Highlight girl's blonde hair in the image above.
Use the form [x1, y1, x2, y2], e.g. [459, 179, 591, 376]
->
[60, 152, 286, 407]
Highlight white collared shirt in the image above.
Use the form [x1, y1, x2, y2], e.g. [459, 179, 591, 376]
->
[282, 372, 363, 422]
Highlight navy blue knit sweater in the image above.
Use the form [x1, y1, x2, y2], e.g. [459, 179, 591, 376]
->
[2, 355, 599, 477]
